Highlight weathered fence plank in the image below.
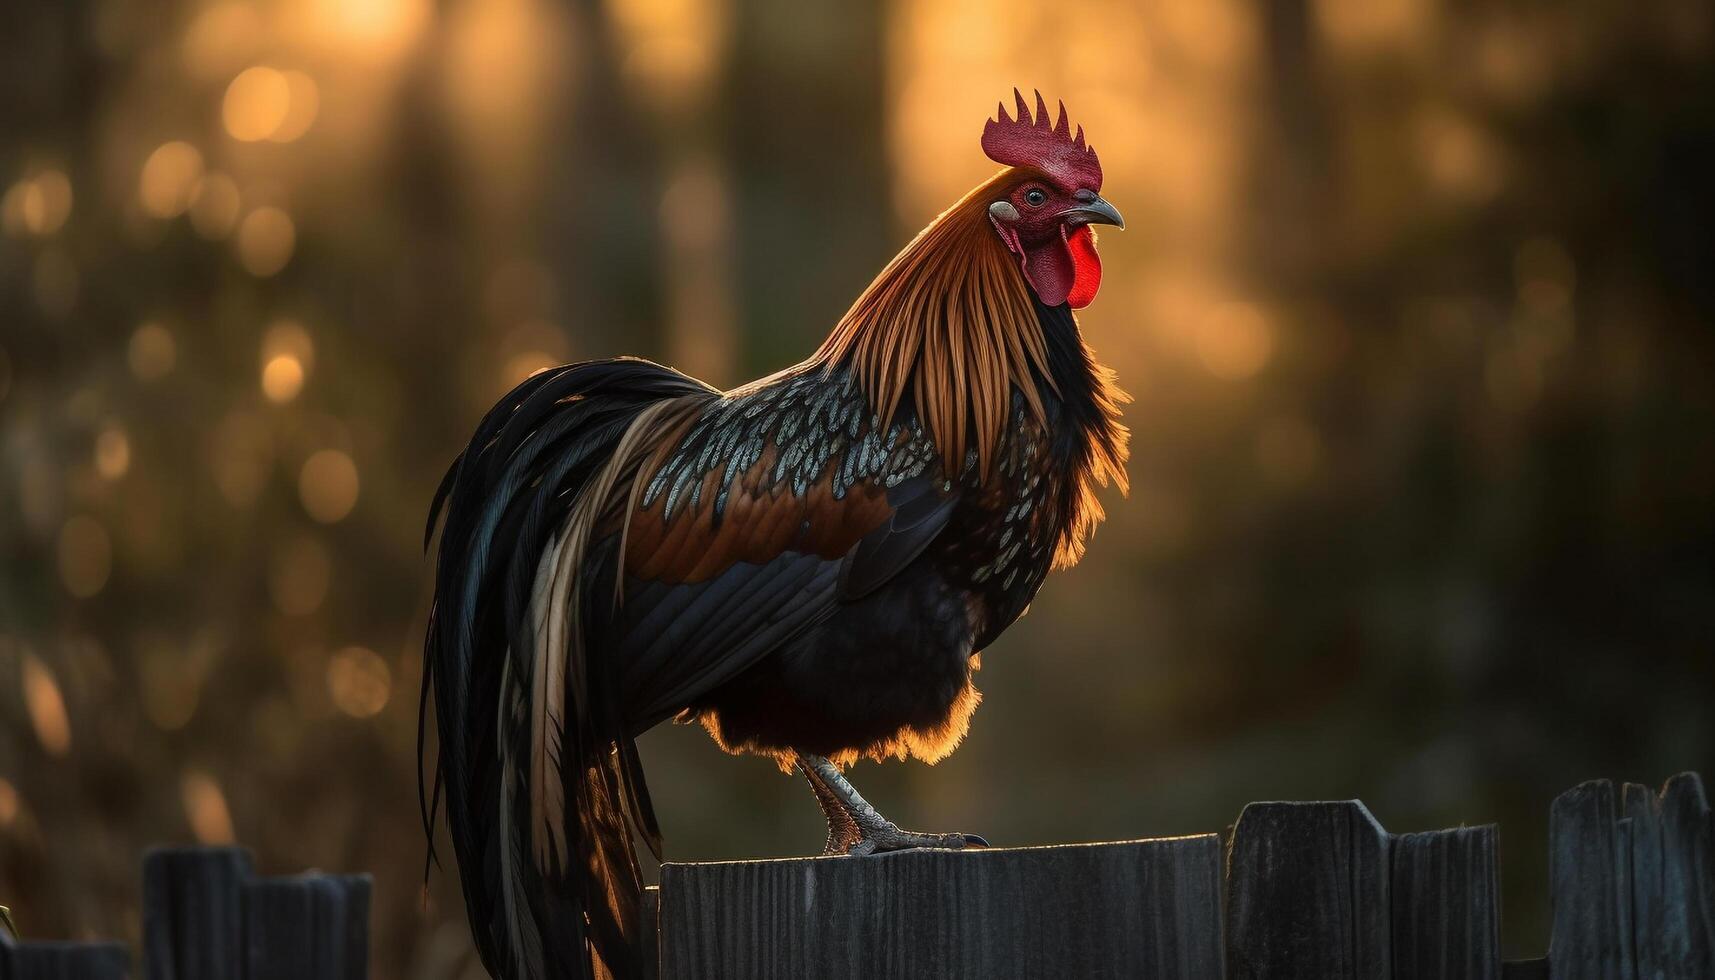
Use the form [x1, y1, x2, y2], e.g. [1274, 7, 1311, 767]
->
[1627, 773, 1715, 978]
[1224, 801, 1390, 979]
[142, 847, 253, 980]
[1549, 780, 1636, 980]
[642, 885, 659, 980]
[241, 874, 371, 980]
[0, 942, 130, 980]
[10, 772, 1713, 977]
[658, 835, 1223, 980]
[1392, 825, 1501, 980]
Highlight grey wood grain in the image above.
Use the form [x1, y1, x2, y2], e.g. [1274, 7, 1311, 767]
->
[1627, 773, 1715, 978]
[141, 847, 253, 980]
[1392, 825, 1500, 980]
[658, 836, 1223, 980]
[240, 874, 371, 980]
[0, 943, 130, 980]
[1224, 800, 1391, 979]
[1549, 779, 1635, 980]
[642, 885, 659, 980]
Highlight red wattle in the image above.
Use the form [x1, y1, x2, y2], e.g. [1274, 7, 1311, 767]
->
[1066, 225, 1102, 309]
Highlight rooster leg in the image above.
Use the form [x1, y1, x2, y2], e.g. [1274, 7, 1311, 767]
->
[797, 755, 988, 857]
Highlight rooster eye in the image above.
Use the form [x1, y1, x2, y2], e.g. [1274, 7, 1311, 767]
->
[1023, 188, 1047, 207]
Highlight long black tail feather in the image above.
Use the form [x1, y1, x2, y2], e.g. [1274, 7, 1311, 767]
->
[421, 358, 717, 980]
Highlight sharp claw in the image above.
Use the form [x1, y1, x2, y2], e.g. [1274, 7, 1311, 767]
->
[961, 834, 989, 848]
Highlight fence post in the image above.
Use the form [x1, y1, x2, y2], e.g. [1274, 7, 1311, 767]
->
[658, 835, 1224, 979]
[142, 847, 254, 980]
[1392, 825, 1501, 980]
[1225, 800, 1391, 979]
[0, 942, 130, 980]
[1625, 773, 1715, 978]
[1549, 780, 1636, 980]
[240, 873, 370, 980]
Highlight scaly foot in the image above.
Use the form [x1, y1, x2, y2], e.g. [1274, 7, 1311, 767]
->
[844, 824, 988, 857]
[797, 754, 988, 856]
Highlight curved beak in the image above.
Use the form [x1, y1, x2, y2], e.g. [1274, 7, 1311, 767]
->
[1063, 194, 1124, 231]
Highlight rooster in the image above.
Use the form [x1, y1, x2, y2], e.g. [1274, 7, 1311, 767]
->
[421, 91, 1129, 979]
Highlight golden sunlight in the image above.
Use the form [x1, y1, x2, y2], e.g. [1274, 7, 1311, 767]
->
[299, 449, 360, 523]
[0, 777, 18, 828]
[1196, 302, 1275, 380]
[272, 71, 320, 142]
[327, 645, 391, 718]
[94, 423, 132, 480]
[180, 770, 237, 845]
[236, 207, 296, 276]
[139, 142, 204, 219]
[261, 355, 305, 403]
[262, 320, 316, 371]
[128, 322, 177, 380]
[22, 654, 71, 757]
[1, 170, 73, 237]
[189, 173, 243, 239]
[224, 67, 292, 142]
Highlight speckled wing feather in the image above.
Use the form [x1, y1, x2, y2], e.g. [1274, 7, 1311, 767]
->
[605, 367, 957, 730]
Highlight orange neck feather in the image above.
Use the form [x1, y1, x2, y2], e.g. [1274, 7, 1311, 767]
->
[807, 169, 1054, 477]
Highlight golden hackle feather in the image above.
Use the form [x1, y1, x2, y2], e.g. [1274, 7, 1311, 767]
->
[811, 165, 1127, 567]
[810, 169, 1055, 478]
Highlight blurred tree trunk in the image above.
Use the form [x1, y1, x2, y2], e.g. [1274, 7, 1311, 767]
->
[542, 0, 668, 358]
[723, 0, 890, 375]
[1247, 0, 1337, 288]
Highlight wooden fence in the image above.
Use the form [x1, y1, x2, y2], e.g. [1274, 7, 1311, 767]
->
[0, 848, 369, 980]
[2, 773, 1709, 978]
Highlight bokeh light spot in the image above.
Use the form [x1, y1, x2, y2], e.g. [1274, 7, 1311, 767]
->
[182, 3, 262, 80]
[261, 354, 305, 403]
[188, 172, 242, 239]
[58, 515, 112, 598]
[22, 654, 71, 756]
[299, 449, 360, 523]
[262, 319, 316, 371]
[31, 170, 73, 234]
[128, 322, 177, 380]
[1, 180, 30, 237]
[327, 646, 391, 718]
[0, 777, 18, 828]
[139, 142, 204, 218]
[139, 634, 210, 732]
[236, 206, 295, 276]
[5, 170, 73, 236]
[503, 350, 559, 387]
[94, 424, 132, 480]
[271, 71, 320, 142]
[180, 770, 237, 844]
[223, 67, 292, 142]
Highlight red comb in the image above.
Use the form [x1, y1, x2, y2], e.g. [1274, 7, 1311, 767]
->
[981, 89, 1103, 193]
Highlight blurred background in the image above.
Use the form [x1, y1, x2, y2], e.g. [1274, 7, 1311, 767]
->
[3, 0, 1714, 974]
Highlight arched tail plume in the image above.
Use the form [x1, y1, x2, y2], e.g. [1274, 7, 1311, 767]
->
[421, 359, 717, 980]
